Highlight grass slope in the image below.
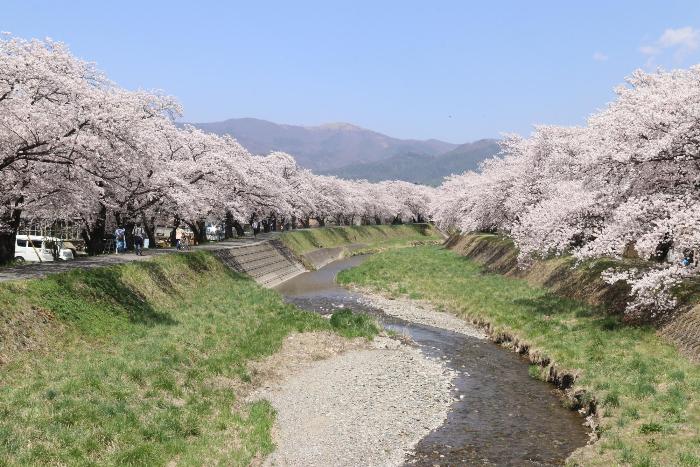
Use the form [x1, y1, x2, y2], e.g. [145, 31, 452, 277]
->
[447, 233, 700, 318]
[338, 246, 700, 466]
[0, 252, 369, 466]
[280, 224, 440, 256]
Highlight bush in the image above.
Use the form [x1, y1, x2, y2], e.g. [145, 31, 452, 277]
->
[329, 309, 380, 339]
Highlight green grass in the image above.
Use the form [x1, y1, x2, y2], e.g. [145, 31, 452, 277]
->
[338, 246, 700, 466]
[280, 224, 441, 256]
[454, 233, 700, 316]
[0, 252, 333, 466]
[329, 309, 380, 339]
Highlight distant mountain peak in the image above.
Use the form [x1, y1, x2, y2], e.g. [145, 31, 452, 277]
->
[313, 122, 363, 131]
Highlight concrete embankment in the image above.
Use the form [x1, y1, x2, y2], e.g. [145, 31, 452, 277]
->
[297, 243, 366, 269]
[212, 239, 306, 287]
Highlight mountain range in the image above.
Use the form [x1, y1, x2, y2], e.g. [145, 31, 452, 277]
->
[323, 139, 500, 185]
[187, 117, 500, 184]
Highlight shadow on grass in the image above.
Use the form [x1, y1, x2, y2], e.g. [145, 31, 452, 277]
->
[46, 263, 178, 327]
[180, 252, 214, 273]
[511, 295, 584, 317]
[511, 294, 630, 333]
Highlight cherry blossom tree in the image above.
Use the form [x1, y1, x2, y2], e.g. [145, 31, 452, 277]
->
[0, 36, 115, 261]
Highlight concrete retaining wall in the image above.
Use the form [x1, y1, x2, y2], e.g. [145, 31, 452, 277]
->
[212, 239, 306, 288]
[300, 243, 368, 270]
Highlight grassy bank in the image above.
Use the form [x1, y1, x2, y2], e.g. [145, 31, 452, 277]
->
[449, 233, 700, 359]
[338, 246, 700, 466]
[446, 233, 640, 314]
[0, 252, 370, 465]
[280, 224, 440, 256]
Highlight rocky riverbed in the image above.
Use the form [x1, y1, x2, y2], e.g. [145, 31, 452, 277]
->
[249, 334, 456, 466]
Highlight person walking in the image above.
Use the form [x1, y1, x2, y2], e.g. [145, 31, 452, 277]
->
[133, 224, 145, 256]
[114, 225, 126, 254]
[252, 220, 258, 237]
[175, 226, 184, 250]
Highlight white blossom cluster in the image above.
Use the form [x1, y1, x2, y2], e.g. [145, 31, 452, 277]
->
[602, 266, 689, 319]
[431, 66, 700, 318]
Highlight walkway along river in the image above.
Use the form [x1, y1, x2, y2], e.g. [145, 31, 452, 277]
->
[275, 255, 590, 466]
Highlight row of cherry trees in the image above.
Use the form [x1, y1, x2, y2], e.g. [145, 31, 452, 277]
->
[432, 66, 700, 319]
[0, 37, 434, 262]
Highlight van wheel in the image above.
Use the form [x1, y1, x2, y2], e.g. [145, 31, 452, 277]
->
[14, 257, 25, 264]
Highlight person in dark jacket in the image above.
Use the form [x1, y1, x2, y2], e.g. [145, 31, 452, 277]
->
[133, 224, 145, 256]
[114, 226, 126, 253]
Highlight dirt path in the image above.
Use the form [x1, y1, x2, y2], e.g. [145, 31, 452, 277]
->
[249, 333, 456, 467]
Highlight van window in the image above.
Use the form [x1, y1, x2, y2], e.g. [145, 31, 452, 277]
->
[16, 239, 26, 247]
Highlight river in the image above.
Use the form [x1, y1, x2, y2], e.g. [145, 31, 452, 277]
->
[275, 255, 589, 466]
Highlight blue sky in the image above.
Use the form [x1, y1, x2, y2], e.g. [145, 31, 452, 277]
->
[3, 1, 700, 142]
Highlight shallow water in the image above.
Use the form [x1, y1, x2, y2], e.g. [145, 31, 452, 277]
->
[275, 255, 589, 466]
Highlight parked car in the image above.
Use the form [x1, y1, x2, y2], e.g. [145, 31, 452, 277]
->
[206, 224, 224, 241]
[62, 239, 88, 257]
[14, 235, 75, 263]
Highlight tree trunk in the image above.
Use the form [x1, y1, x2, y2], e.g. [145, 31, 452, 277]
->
[124, 221, 135, 251]
[224, 211, 235, 239]
[0, 204, 22, 264]
[196, 220, 207, 243]
[143, 216, 156, 247]
[315, 216, 325, 227]
[185, 220, 207, 244]
[374, 215, 382, 225]
[232, 220, 245, 237]
[81, 204, 108, 255]
[170, 217, 180, 246]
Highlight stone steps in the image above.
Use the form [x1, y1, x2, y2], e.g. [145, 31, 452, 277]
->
[212, 239, 306, 288]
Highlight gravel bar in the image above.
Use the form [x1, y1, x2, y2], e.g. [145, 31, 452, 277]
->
[358, 291, 487, 339]
[251, 336, 456, 466]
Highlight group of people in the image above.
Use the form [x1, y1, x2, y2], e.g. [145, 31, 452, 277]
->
[113, 224, 196, 255]
[113, 224, 146, 256]
[251, 218, 287, 237]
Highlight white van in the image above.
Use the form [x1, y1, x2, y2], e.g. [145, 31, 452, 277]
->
[14, 235, 75, 263]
